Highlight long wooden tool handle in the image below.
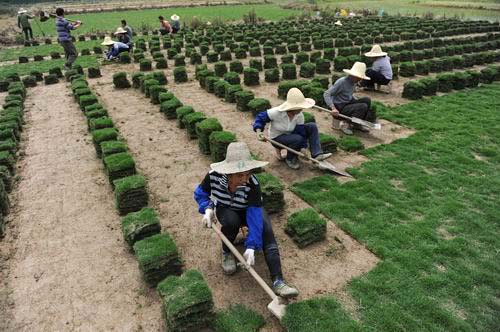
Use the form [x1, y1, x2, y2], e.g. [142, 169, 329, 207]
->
[265, 137, 319, 165]
[313, 105, 352, 122]
[48, 13, 81, 23]
[211, 224, 278, 301]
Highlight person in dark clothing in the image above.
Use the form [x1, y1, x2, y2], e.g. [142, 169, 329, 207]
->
[55, 7, 81, 70]
[17, 8, 34, 40]
[121, 19, 133, 40]
[194, 142, 299, 298]
[115, 27, 133, 50]
[170, 14, 181, 33]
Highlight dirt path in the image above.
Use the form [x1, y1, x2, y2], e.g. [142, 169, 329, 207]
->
[0, 82, 162, 331]
[89, 66, 380, 329]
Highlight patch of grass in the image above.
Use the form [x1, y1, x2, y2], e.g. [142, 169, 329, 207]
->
[338, 136, 364, 152]
[255, 172, 284, 214]
[289, 84, 500, 331]
[212, 304, 265, 332]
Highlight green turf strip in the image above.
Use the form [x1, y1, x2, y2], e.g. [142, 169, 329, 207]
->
[288, 83, 500, 331]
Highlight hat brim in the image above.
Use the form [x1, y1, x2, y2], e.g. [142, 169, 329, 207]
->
[101, 41, 115, 46]
[343, 69, 370, 80]
[210, 160, 269, 174]
[364, 51, 387, 57]
[18, 10, 27, 14]
[114, 30, 126, 35]
[278, 97, 316, 111]
[171, 15, 180, 20]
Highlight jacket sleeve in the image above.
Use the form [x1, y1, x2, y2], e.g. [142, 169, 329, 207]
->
[193, 173, 214, 214]
[252, 110, 271, 132]
[323, 83, 339, 108]
[245, 206, 264, 250]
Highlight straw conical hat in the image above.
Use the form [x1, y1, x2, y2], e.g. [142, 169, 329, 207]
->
[18, 8, 27, 14]
[101, 36, 115, 46]
[365, 44, 387, 57]
[114, 27, 127, 35]
[278, 88, 315, 112]
[171, 14, 180, 21]
[343, 62, 370, 80]
[210, 142, 268, 174]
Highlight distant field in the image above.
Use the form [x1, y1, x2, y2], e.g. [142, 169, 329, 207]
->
[31, 4, 300, 36]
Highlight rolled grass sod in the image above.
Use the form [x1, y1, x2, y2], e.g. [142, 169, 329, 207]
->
[303, 111, 315, 124]
[338, 136, 364, 152]
[158, 92, 175, 104]
[100, 140, 127, 158]
[133, 233, 182, 286]
[196, 118, 223, 155]
[176, 106, 195, 129]
[319, 133, 338, 154]
[157, 269, 214, 332]
[247, 98, 271, 118]
[0, 180, 9, 216]
[160, 98, 183, 120]
[235, 90, 255, 112]
[264, 68, 280, 83]
[114, 174, 149, 215]
[285, 208, 327, 248]
[91, 127, 118, 157]
[183, 112, 206, 139]
[122, 207, 161, 247]
[205, 77, 219, 94]
[0, 123, 19, 141]
[0, 166, 12, 193]
[79, 94, 98, 111]
[44, 74, 59, 85]
[103, 152, 136, 183]
[149, 85, 167, 104]
[173, 67, 188, 83]
[255, 173, 284, 214]
[88, 67, 101, 78]
[113, 72, 131, 89]
[209, 131, 237, 163]
[243, 67, 260, 86]
[223, 71, 240, 85]
[0, 151, 15, 174]
[212, 304, 265, 332]
[140, 59, 152, 71]
[132, 72, 144, 88]
[0, 140, 17, 156]
[89, 116, 114, 131]
[214, 80, 230, 98]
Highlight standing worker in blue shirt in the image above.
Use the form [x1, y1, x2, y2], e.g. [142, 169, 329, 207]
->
[194, 142, 299, 298]
[55, 7, 81, 70]
[170, 14, 181, 33]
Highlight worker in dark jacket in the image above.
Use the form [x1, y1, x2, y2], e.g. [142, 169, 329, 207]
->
[194, 142, 299, 298]
[17, 8, 34, 41]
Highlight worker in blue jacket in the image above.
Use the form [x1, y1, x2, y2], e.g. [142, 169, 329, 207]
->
[194, 142, 299, 298]
[101, 36, 129, 60]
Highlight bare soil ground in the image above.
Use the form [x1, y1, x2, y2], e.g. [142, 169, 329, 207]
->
[88, 65, 387, 330]
[0, 82, 162, 331]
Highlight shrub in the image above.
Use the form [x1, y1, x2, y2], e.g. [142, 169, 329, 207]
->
[225, 84, 243, 103]
[176, 106, 195, 128]
[134, 232, 182, 286]
[264, 68, 280, 83]
[243, 67, 260, 86]
[114, 175, 148, 215]
[183, 112, 206, 139]
[229, 61, 244, 74]
[121, 207, 161, 247]
[160, 97, 183, 119]
[113, 72, 131, 88]
[209, 131, 237, 162]
[196, 118, 223, 154]
[285, 208, 326, 248]
[300, 62, 316, 78]
[255, 173, 284, 214]
[140, 59, 152, 71]
[402, 81, 425, 100]
[247, 98, 271, 117]
[235, 90, 255, 112]
[338, 136, 364, 152]
[173, 67, 188, 83]
[399, 62, 416, 77]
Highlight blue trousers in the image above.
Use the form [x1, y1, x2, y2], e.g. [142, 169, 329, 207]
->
[273, 122, 323, 161]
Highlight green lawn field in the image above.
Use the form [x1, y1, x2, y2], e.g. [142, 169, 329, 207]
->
[286, 83, 500, 331]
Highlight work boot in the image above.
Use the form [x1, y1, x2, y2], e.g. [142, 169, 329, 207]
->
[313, 153, 332, 161]
[272, 279, 299, 298]
[221, 252, 237, 275]
[285, 158, 300, 170]
[341, 124, 353, 135]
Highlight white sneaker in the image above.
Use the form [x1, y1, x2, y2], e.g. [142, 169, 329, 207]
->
[314, 153, 332, 161]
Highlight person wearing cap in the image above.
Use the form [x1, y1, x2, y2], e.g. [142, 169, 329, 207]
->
[361, 45, 393, 90]
[121, 20, 133, 40]
[193, 142, 299, 298]
[323, 62, 376, 135]
[171, 14, 181, 34]
[158, 16, 172, 35]
[252, 88, 332, 170]
[55, 7, 81, 70]
[115, 27, 133, 50]
[17, 8, 34, 41]
[102, 37, 129, 60]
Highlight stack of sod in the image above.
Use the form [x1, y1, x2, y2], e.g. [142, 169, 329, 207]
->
[30, 71, 43, 81]
[214, 80, 230, 98]
[235, 91, 255, 112]
[88, 67, 101, 78]
[134, 233, 182, 286]
[174, 67, 188, 83]
[157, 270, 214, 332]
[159, 92, 175, 103]
[49, 67, 63, 78]
[281, 64, 297, 80]
[249, 59, 263, 72]
[142, 78, 160, 96]
[119, 52, 131, 63]
[22, 76, 37, 88]
[209, 131, 237, 162]
[255, 173, 284, 214]
[243, 68, 260, 86]
[223, 72, 240, 85]
[122, 207, 161, 247]
[64, 69, 78, 82]
[113, 72, 131, 89]
[183, 112, 206, 139]
[79, 94, 98, 111]
[196, 118, 223, 155]
[150, 85, 167, 104]
[300, 62, 316, 78]
[0, 166, 12, 193]
[229, 61, 243, 73]
[44, 74, 59, 85]
[319, 133, 338, 153]
[303, 112, 316, 123]
[205, 77, 219, 93]
[264, 68, 280, 83]
[104, 152, 136, 183]
[285, 208, 326, 248]
[0, 151, 15, 175]
[160, 97, 183, 120]
[140, 59, 152, 71]
[399, 62, 416, 77]
[214, 62, 228, 77]
[114, 174, 148, 215]
[100, 140, 127, 158]
[338, 136, 364, 152]
[0, 180, 9, 216]
[91, 128, 118, 157]
[225, 85, 243, 103]
[132, 72, 145, 88]
[176, 106, 195, 129]
[156, 58, 168, 69]
[247, 98, 271, 117]
[89, 116, 114, 131]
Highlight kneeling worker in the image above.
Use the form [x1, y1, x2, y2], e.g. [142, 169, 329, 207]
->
[361, 45, 393, 90]
[102, 36, 129, 60]
[253, 88, 332, 170]
[323, 62, 376, 135]
[194, 142, 299, 298]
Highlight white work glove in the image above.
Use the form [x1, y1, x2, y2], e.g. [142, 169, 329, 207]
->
[202, 208, 215, 228]
[256, 130, 265, 142]
[243, 248, 255, 266]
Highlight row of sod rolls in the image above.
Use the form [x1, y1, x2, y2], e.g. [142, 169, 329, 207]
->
[69, 74, 219, 331]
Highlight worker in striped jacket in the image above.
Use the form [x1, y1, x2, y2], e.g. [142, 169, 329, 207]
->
[55, 7, 81, 70]
[194, 142, 299, 298]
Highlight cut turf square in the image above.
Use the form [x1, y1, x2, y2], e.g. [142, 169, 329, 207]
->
[285, 208, 327, 248]
[255, 173, 284, 214]
[114, 175, 149, 215]
[103, 152, 136, 183]
[122, 207, 162, 247]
